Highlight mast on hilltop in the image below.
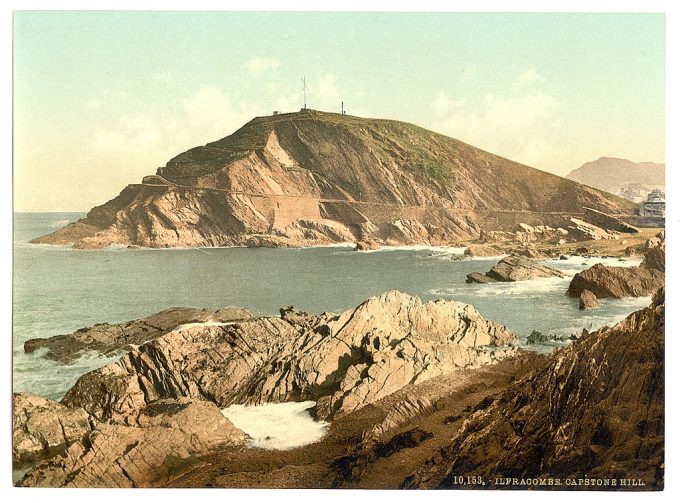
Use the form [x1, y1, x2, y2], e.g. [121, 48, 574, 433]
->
[301, 76, 308, 110]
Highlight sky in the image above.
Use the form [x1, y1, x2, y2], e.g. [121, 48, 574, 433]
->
[13, 11, 665, 212]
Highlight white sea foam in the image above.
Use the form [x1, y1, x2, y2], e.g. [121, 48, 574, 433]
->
[221, 401, 329, 450]
[465, 276, 572, 298]
[357, 245, 467, 255]
[544, 255, 642, 272]
[462, 254, 509, 261]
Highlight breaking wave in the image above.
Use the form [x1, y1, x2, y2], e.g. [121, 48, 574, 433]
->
[221, 401, 329, 450]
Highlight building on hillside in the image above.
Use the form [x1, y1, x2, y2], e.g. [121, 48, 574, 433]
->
[640, 189, 665, 218]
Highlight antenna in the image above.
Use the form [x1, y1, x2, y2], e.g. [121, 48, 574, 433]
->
[341, 101, 344, 114]
[301, 76, 308, 110]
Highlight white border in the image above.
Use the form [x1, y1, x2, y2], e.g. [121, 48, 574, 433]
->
[2, 2, 677, 503]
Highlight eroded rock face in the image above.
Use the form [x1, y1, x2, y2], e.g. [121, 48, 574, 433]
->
[61, 291, 515, 423]
[404, 290, 665, 489]
[641, 240, 665, 272]
[568, 241, 665, 299]
[19, 398, 246, 488]
[24, 306, 253, 363]
[467, 255, 565, 283]
[13, 393, 94, 463]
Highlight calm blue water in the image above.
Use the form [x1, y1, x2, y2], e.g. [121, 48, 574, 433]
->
[13, 212, 650, 401]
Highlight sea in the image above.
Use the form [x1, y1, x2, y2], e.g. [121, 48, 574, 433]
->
[13, 212, 650, 404]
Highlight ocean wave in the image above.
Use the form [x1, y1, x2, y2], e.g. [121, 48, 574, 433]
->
[357, 245, 467, 255]
[221, 401, 329, 450]
[468, 276, 572, 298]
[544, 255, 642, 272]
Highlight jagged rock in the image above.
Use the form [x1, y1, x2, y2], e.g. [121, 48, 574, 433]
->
[467, 255, 565, 283]
[23, 306, 252, 363]
[568, 241, 664, 299]
[579, 289, 599, 310]
[19, 398, 246, 488]
[574, 246, 590, 254]
[568, 263, 663, 299]
[567, 218, 619, 241]
[355, 241, 381, 251]
[624, 246, 638, 257]
[13, 393, 94, 463]
[510, 247, 546, 259]
[463, 244, 502, 257]
[645, 237, 661, 250]
[525, 330, 575, 345]
[486, 255, 565, 282]
[360, 395, 435, 444]
[584, 207, 639, 233]
[465, 272, 496, 284]
[404, 291, 664, 489]
[641, 240, 665, 272]
[518, 223, 535, 233]
[60, 291, 515, 424]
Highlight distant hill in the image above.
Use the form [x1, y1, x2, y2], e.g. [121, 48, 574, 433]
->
[33, 110, 636, 248]
[566, 157, 665, 197]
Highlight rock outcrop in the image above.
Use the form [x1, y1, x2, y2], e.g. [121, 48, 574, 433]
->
[31, 110, 634, 249]
[13, 393, 94, 463]
[60, 291, 515, 424]
[467, 255, 565, 283]
[579, 289, 599, 310]
[584, 207, 639, 234]
[24, 306, 253, 363]
[19, 398, 246, 488]
[463, 244, 503, 257]
[567, 240, 664, 299]
[404, 289, 664, 489]
[567, 217, 620, 241]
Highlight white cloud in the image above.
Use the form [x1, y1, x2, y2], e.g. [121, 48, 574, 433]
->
[246, 56, 280, 74]
[431, 71, 565, 170]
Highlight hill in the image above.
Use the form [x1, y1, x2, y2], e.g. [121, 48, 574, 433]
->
[566, 157, 664, 200]
[33, 109, 636, 248]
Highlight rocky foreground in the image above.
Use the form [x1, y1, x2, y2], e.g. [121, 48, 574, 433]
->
[14, 286, 665, 489]
[15, 291, 516, 487]
[165, 291, 664, 490]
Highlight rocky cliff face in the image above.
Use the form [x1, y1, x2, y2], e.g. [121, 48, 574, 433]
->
[404, 289, 664, 489]
[32, 110, 634, 249]
[60, 291, 515, 423]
